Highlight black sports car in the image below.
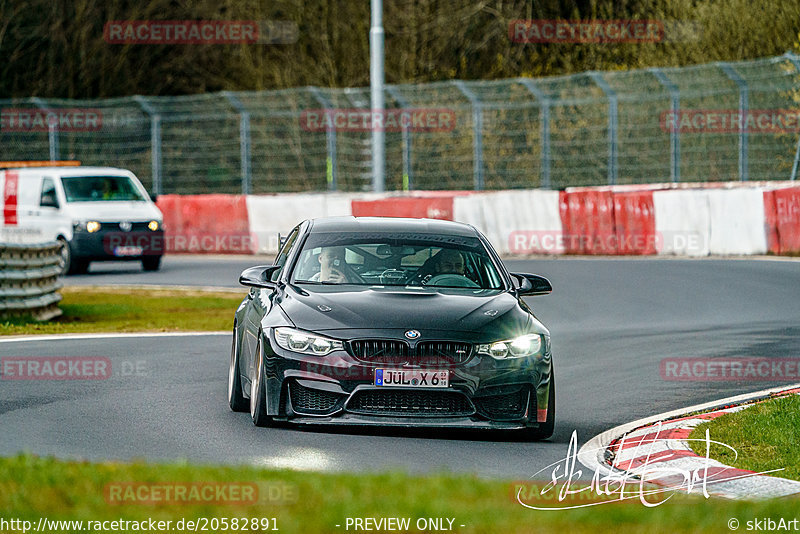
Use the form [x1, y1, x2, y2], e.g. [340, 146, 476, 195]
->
[228, 217, 555, 439]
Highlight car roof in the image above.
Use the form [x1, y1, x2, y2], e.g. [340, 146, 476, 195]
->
[309, 216, 478, 236]
[12, 166, 134, 177]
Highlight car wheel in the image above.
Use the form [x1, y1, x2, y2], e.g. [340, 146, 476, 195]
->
[142, 256, 162, 271]
[523, 370, 555, 441]
[228, 325, 248, 412]
[57, 237, 71, 274]
[250, 338, 273, 427]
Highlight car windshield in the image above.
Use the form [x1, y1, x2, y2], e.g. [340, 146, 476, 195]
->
[292, 232, 504, 289]
[61, 176, 146, 202]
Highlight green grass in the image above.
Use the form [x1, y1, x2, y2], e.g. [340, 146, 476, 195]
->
[1, 454, 800, 533]
[689, 395, 800, 481]
[0, 287, 245, 335]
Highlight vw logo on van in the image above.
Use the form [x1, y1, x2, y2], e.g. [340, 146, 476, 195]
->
[119, 221, 132, 232]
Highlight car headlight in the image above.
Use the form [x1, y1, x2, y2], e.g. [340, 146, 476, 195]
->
[148, 220, 160, 231]
[274, 327, 343, 356]
[477, 334, 547, 360]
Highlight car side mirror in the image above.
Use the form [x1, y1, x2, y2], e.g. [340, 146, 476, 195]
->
[511, 273, 552, 296]
[239, 265, 281, 289]
[41, 193, 59, 209]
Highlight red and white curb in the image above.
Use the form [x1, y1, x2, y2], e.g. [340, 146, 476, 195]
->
[577, 384, 800, 499]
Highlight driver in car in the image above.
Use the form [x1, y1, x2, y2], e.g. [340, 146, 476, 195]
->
[433, 249, 466, 275]
[314, 246, 355, 283]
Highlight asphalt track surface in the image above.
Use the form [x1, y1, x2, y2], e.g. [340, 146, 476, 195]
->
[2, 255, 799, 479]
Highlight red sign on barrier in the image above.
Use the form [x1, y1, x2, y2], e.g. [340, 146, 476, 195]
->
[763, 186, 800, 254]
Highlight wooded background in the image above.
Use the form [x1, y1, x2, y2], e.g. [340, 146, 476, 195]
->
[1, 0, 799, 98]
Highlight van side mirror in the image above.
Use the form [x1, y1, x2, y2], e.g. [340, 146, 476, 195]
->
[511, 273, 552, 296]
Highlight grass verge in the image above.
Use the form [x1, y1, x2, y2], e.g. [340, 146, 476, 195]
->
[689, 395, 800, 481]
[1, 454, 799, 534]
[0, 287, 245, 335]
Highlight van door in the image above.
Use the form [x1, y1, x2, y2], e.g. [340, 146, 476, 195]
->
[31, 176, 64, 242]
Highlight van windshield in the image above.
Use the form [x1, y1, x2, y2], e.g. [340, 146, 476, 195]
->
[61, 176, 146, 202]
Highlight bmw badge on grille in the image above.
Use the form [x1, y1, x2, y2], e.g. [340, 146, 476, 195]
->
[404, 330, 421, 340]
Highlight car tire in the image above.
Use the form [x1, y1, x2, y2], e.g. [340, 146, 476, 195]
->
[523, 370, 555, 441]
[250, 338, 273, 427]
[58, 238, 88, 275]
[142, 256, 162, 271]
[228, 325, 248, 412]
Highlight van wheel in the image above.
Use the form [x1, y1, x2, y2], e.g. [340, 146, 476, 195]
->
[58, 238, 88, 275]
[57, 238, 70, 274]
[142, 256, 162, 271]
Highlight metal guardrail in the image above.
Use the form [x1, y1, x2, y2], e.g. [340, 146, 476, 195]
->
[0, 242, 64, 321]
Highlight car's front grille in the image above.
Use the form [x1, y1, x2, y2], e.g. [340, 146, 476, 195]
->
[349, 340, 409, 366]
[289, 382, 342, 415]
[347, 389, 474, 416]
[349, 339, 473, 366]
[416, 341, 472, 365]
[474, 386, 530, 420]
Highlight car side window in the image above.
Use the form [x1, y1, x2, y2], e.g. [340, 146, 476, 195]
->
[40, 177, 59, 208]
[270, 226, 300, 281]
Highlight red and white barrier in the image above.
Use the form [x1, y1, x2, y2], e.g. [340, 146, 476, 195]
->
[145, 182, 799, 257]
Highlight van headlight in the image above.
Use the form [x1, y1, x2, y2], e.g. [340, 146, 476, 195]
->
[477, 334, 547, 360]
[73, 220, 101, 233]
[148, 220, 160, 231]
[274, 327, 343, 356]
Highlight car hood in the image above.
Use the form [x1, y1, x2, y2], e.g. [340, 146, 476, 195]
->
[276, 284, 536, 341]
[64, 201, 162, 221]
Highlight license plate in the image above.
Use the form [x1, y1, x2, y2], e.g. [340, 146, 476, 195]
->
[374, 369, 449, 388]
[114, 246, 143, 256]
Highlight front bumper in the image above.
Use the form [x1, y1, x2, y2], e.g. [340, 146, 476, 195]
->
[255, 331, 553, 430]
[71, 226, 164, 261]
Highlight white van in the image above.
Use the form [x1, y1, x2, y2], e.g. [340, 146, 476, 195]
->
[0, 162, 164, 274]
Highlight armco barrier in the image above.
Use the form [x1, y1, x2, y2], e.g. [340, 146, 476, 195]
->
[0, 242, 63, 321]
[156, 194, 251, 254]
[764, 186, 800, 254]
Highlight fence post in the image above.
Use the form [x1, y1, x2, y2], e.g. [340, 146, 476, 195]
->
[30, 98, 58, 161]
[386, 85, 413, 191]
[518, 78, 552, 189]
[309, 87, 338, 191]
[719, 63, 749, 181]
[452, 81, 484, 190]
[223, 92, 252, 195]
[587, 72, 618, 185]
[134, 96, 162, 195]
[650, 68, 681, 183]
[784, 52, 800, 181]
